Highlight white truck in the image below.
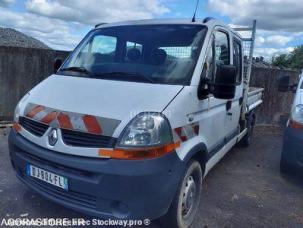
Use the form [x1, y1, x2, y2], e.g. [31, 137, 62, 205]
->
[278, 72, 303, 173]
[9, 18, 263, 227]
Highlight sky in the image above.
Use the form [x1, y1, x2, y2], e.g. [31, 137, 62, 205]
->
[0, 0, 302, 60]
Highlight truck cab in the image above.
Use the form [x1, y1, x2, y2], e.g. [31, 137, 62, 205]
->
[279, 72, 303, 173]
[9, 18, 262, 228]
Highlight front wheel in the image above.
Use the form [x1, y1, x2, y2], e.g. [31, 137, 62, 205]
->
[163, 160, 203, 228]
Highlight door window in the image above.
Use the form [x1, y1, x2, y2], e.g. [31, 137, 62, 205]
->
[202, 30, 230, 83]
[233, 39, 242, 84]
[215, 31, 230, 65]
[203, 35, 215, 81]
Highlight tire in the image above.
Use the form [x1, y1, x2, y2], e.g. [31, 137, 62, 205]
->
[163, 160, 203, 228]
[240, 114, 255, 147]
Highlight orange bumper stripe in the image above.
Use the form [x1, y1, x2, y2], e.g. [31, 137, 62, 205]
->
[83, 115, 102, 135]
[289, 119, 303, 129]
[41, 111, 58, 124]
[26, 105, 44, 118]
[57, 112, 73, 129]
[175, 127, 187, 142]
[99, 141, 180, 160]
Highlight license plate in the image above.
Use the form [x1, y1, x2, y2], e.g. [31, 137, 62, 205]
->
[26, 164, 68, 190]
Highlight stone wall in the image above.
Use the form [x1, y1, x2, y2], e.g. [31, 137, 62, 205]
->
[250, 66, 299, 126]
[0, 46, 300, 126]
[0, 46, 69, 120]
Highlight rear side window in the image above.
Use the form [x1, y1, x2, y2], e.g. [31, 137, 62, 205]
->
[91, 35, 117, 54]
[127, 41, 142, 52]
[125, 41, 143, 62]
[215, 31, 230, 65]
[160, 47, 192, 59]
[233, 39, 242, 84]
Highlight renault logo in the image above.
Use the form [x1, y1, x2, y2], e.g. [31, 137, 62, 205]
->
[48, 129, 58, 146]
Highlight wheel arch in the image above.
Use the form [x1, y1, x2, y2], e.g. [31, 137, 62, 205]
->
[182, 143, 208, 175]
[248, 110, 256, 125]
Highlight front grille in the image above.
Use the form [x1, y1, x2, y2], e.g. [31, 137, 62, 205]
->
[19, 117, 49, 137]
[61, 128, 116, 148]
[23, 175, 97, 209]
[19, 116, 116, 148]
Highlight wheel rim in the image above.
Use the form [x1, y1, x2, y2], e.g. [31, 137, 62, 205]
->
[181, 175, 197, 219]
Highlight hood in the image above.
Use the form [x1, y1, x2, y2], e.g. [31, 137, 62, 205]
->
[293, 89, 303, 108]
[25, 75, 183, 121]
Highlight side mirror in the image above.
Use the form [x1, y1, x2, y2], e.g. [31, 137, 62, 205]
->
[291, 84, 298, 93]
[277, 75, 290, 92]
[54, 58, 63, 73]
[212, 65, 237, 99]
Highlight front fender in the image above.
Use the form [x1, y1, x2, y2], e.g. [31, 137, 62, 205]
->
[180, 141, 208, 174]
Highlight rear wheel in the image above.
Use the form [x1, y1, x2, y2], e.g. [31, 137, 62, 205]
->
[240, 113, 255, 147]
[163, 160, 202, 228]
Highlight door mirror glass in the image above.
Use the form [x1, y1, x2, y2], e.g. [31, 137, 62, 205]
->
[291, 84, 298, 93]
[277, 75, 290, 92]
[54, 58, 63, 73]
[213, 64, 237, 99]
[199, 30, 236, 100]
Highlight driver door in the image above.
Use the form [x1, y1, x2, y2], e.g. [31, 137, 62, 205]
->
[197, 29, 232, 157]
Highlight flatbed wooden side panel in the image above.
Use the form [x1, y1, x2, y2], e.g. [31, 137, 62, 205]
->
[247, 87, 264, 112]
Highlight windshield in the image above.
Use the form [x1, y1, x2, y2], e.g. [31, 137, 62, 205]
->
[59, 24, 207, 85]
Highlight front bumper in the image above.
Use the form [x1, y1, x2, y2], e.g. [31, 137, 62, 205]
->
[282, 127, 303, 171]
[9, 130, 184, 220]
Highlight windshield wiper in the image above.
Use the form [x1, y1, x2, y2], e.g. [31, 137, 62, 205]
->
[60, 66, 92, 75]
[93, 72, 155, 83]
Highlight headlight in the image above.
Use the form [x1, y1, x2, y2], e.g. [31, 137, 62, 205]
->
[14, 93, 30, 122]
[14, 102, 21, 122]
[291, 104, 303, 124]
[118, 113, 173, 147]
[99, 113, 180, 159]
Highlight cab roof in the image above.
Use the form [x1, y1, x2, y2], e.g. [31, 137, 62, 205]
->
[94, 18, 242, 40]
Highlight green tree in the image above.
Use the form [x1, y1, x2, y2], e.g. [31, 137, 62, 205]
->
[272, 45, 303, 70]
[272, 54, 290, 68]
[289, 45, 303, 70]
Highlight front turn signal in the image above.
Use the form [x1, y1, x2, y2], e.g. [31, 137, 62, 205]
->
[99, 141, 180, 160]
[288, 119, 303, 129]
[12, 122, 22, 133]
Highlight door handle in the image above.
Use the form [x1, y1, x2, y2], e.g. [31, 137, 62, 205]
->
[226, 100, 232, 111]
[227, 112, 232, 116]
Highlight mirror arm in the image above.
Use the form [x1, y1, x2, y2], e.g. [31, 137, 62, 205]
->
[198, 78, 211, 100]
[291, 83, 298, 93]
[53, 58, 63, 74]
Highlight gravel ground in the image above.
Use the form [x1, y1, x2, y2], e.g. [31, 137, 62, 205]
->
[0, 127, 303, 227]
[0, 27, 50, 49]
